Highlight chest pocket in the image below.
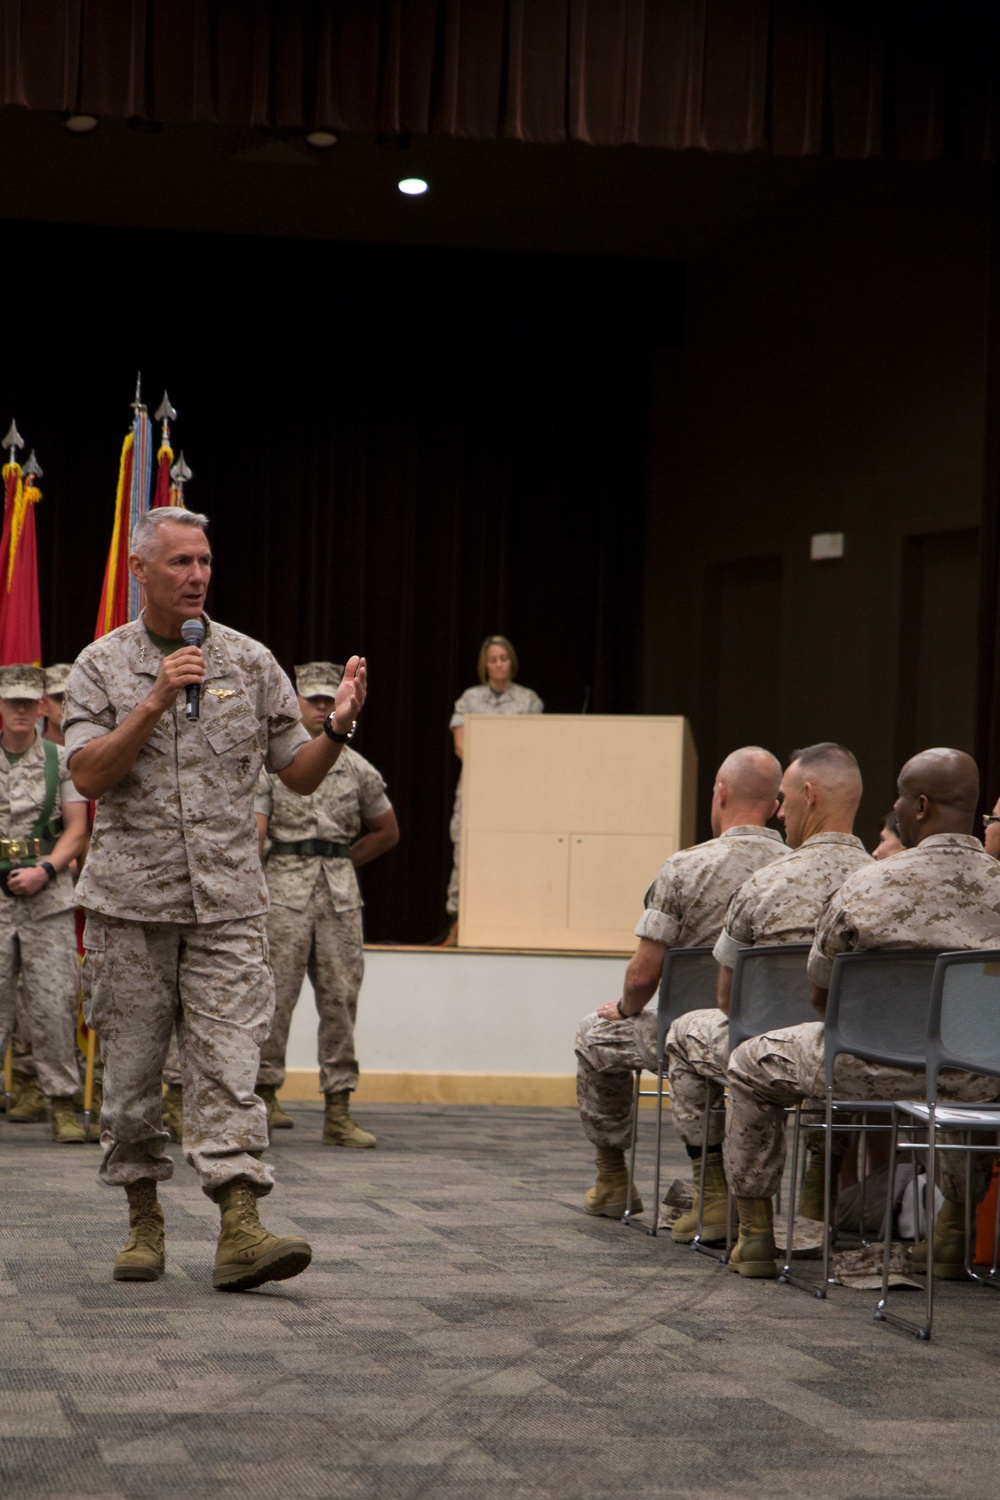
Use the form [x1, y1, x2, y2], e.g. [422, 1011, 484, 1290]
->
[203, 707, 265, 805]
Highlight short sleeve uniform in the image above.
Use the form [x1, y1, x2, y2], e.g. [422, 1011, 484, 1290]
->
[636, 826, 787, 949]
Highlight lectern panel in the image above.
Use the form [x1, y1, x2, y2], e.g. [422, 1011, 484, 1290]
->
[567, 834, 676, 936]
[459, 714, 696, 952]
[461, 830, 570, 941]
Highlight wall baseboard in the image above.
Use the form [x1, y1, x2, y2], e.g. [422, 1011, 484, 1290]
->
[280, 1069, 665, 1109]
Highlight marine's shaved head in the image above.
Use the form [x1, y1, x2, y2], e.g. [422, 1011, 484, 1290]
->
[895, 748, 979, 845]
[716, 746, 783, 805]
[710, 746, 781, 836]
[779, 742, 862, 847]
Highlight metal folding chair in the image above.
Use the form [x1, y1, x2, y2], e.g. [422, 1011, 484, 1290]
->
[780, 949, 946, 1298]
[876, 949, 1000, 1341]
[623, 946, 718, 1235]
[690, 942, 815, 1261]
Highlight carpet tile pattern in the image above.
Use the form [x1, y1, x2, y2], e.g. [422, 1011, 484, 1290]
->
[1, 1103, 999, 1499]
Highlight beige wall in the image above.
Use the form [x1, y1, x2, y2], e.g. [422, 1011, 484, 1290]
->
[641, 159, 992, 841]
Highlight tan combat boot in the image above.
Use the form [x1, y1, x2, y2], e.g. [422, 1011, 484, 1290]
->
[728, 1196, 778, 1278]
[213, 1180, 312, 1292]
[905, 1198, 970, 1280]
[113, 1179, 166, 1281]
[258, 1084, 294, 1131]
[8, 1076, 47, 1123]
[671, 1151, 729, 1243]
[798, 1149, 830, 1222]
[50, 1097, 86, 1144]
[583, 1146, 643, 1218]
[323, 1091, 377, 1148]
[161, 1084, 183, 1144]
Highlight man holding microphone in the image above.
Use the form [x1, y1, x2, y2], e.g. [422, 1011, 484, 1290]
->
[64, 507, 366, 1291]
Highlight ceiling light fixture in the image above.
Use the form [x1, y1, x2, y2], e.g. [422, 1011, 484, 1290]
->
[398, 177, 428, 196]
[63, 113, 98, 134]
[305, 129, 339, 148]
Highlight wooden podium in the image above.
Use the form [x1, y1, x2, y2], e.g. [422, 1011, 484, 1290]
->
[458, 715, 697, 952]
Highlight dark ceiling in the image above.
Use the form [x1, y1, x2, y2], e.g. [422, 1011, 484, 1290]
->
[0, 103, 829, 260]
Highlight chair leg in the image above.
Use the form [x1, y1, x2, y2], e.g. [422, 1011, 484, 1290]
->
[778, 1102, 802, 1284]
[622, 1070, 643, 1228]
[647, 1061, 668, 1238]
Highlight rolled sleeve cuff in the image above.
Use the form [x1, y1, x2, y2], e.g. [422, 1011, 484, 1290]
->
[253, 794, 271, 816]
[807, 945, 834, 989]
[63, 721, 109, 765]
[634, 908, 679, 945]
[713, 930, 746, 969]
[266, 722, 312, 773]
[363, 792, 392, 820]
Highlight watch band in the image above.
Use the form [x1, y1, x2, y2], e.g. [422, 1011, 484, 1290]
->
[40, 860, 57, 884]
[323, 716, 356, 744]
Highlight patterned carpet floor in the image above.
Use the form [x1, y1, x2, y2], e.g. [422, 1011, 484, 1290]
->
[1, 1102, 1000, 1499]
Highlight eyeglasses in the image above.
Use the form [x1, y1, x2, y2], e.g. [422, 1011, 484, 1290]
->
[983, 815, 1000, 828]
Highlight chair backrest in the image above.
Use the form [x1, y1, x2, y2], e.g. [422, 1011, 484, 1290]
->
[823, 948, 950, 1087]
[926, 949, 1000, 1101]
[728, 943, 814, 1053]
[656, 946, 719, 1052]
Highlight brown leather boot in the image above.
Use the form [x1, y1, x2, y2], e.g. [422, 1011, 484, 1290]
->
[49, 1097, 86, 1144]
[583, 1146, 643, 1218]
[258, 1084, 294, 1131]
[671, 1151, 728, 1244]
[213, 1180, 312, 1292]
[323, 1091, 376, 1148]
[728, 1196, 778, 1278]
[8, 1076, 47, 1123]
[905, 1198, 970, 1280]
[113, 1180, 166, 1282]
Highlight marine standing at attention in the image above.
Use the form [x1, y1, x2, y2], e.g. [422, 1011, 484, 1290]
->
[0, 664, 90, 1142]
[63, 507, 366, 1291]
[255, 660, 399, 1146]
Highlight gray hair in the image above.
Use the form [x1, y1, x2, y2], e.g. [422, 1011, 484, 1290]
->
[130, 507, 210, 559]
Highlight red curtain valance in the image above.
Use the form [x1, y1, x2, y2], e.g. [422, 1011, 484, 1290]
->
[0, 0, 996, 158]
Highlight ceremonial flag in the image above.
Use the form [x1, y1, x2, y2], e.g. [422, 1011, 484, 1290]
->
[94, 384, 153, 638]
[0, 423, 42, 666]
[153, 392, 176, 508]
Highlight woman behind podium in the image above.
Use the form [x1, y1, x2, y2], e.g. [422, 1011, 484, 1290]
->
[443, 636, 543, 942]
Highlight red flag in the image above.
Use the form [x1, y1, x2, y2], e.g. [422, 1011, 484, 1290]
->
[0, 458, 42, 665]
[94, 431, 136, 639]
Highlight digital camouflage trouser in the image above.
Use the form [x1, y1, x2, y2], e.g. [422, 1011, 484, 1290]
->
[575, 1009, 658, 1150]
[82, 911, 274, 1199]
[725, 1020, 1000, 1203]
[258, 881, 364, 1096]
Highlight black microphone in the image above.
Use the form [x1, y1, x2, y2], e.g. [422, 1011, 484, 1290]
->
[180, 618, 206, 721]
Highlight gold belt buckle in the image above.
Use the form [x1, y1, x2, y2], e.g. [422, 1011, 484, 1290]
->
[1, 839, 34, 858]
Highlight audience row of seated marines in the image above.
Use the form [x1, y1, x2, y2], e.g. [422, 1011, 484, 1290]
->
[576, 743, 1000, 1280]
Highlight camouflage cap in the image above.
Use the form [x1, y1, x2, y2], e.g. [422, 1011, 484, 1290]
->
[295, 661, 344, 699]
[0, 664, 44, 700]
[43, 662, 74, 695]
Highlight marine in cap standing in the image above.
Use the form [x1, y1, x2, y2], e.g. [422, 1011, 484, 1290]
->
[0, 664, 89, 1142]
[255, 661, 399, 1145]
[8, 661, 98, 1124]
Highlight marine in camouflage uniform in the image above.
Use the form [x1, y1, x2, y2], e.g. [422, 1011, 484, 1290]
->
[446, 648, 543, 924]
[9, 661, 103, 1126]
[574, 747, 786, 1218]
[64, 506, 366, 1290]
[255, 661, 398, 1147]
[665, 742, 871, 1242]
[0, 665, 89, 1142]
[724, 747, 1000, 1280]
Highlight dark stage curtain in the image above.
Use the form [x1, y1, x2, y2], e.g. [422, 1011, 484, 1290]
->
[977, 165, 1000, 809]
[5, 223, 669, 943]
[0, 0, 998, 159]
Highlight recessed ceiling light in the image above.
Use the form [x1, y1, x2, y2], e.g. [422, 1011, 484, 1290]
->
[64, 113, 98, 134]
[398, 178, 428, 196]
[305, 129, 338, 148]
